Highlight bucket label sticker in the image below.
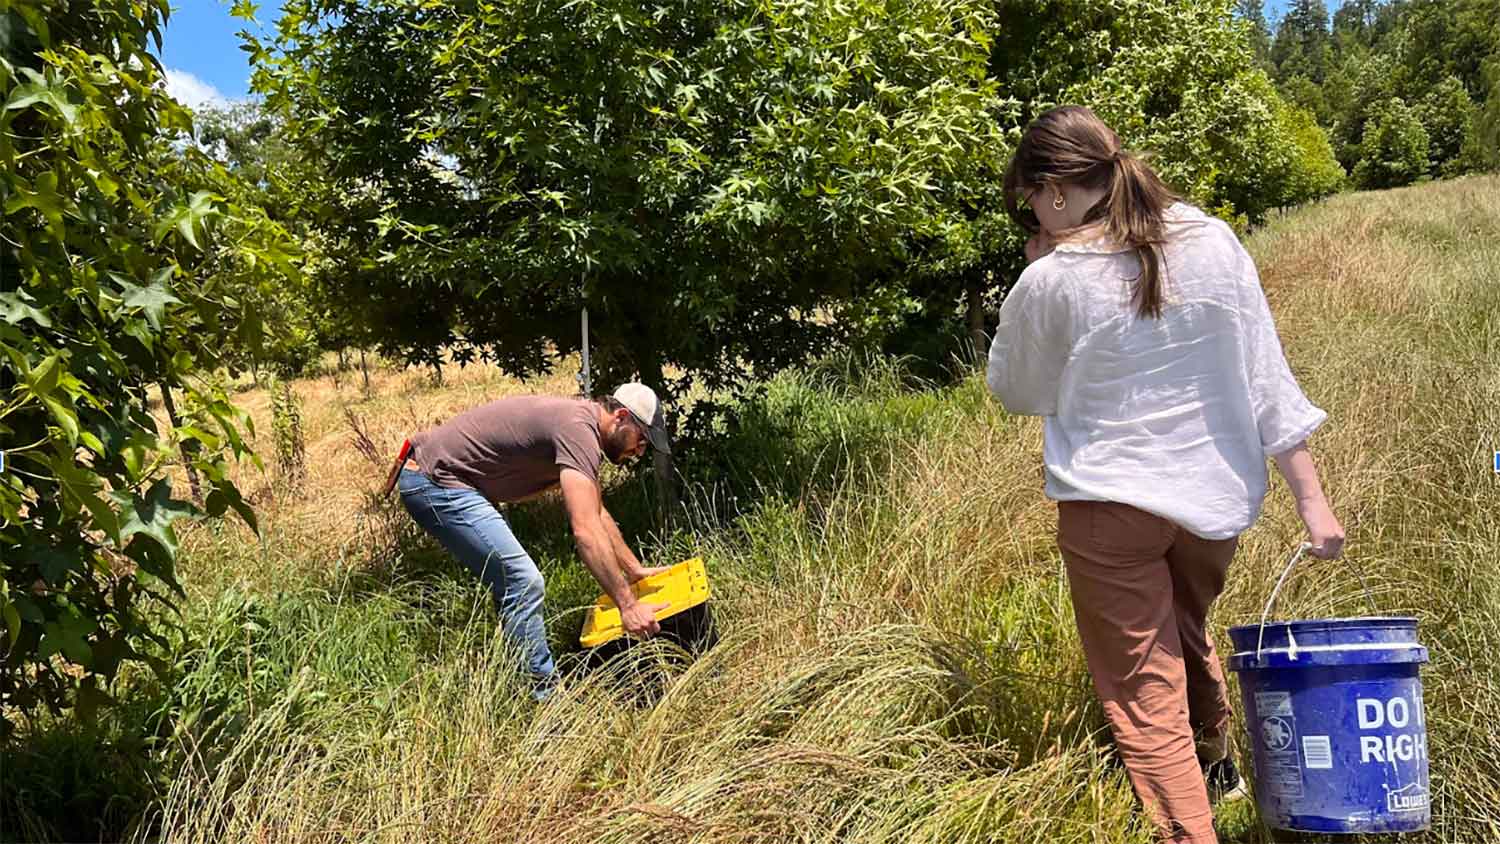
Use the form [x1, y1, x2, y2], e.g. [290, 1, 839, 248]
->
[1255, 691, 1304, 798]
[1387, 782, 1429, 813]
[1256, 690, 1292, 717]
[1301, 735, 1333, 769]
[1261, 716, 1294, 751]
[1357, 694, 1428, 764]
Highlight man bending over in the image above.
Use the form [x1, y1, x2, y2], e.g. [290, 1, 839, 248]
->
[394, 383, 672, 699]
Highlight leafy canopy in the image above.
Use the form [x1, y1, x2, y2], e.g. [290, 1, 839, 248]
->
[1, 0, 293, 727]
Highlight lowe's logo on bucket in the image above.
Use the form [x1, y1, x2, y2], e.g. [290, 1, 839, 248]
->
[1388, 783, 1430, 814]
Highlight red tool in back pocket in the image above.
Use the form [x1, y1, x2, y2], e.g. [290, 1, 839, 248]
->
[382, 438, 413, 498]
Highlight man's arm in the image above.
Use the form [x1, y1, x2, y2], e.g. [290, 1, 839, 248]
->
[599, 506, 669, 583]
[558, 469, 664, 638]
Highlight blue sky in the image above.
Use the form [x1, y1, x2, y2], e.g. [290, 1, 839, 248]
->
[1268, 0, 1347, 20]
[155, 1, 1341, 108]
[156, 1, 277, 107]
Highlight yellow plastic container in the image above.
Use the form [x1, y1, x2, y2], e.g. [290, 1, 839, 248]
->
[579, 557, 710, 648]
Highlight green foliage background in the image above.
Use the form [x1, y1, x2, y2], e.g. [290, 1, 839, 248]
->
[0, 0, 296, 729]
[1253, 0, 1500, 187]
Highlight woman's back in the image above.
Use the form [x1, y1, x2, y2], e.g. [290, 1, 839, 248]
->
[987, 104, 1342, 844]
[987, 203, 1326, 539]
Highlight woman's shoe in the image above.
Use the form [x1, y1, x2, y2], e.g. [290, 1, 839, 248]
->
[1203, 756, 1250, 804]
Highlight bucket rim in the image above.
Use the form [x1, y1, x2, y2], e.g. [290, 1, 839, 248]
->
[1228, 616, 1418, 633]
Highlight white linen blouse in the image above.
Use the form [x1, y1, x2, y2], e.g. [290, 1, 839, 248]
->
[986, 202, 1326, 540]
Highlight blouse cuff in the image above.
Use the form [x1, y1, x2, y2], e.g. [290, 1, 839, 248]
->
[1262, 406, 1328, 457]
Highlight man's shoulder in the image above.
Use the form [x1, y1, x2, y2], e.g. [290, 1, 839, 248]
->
[540, 396, 601, 441]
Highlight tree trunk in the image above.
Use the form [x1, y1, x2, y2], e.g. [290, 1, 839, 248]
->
[158, 380, 202, 505]
[637, 343, 679, 532]
[966, 269, 989, 363]
[361, 348, 371, 393]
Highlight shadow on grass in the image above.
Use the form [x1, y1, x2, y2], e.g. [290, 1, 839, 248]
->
[1, 684, 173, 843]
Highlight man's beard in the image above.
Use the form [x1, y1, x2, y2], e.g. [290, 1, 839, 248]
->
[602, 426, 634, 465]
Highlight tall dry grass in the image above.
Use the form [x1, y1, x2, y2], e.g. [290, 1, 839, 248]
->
[41, 175, 1491, 844]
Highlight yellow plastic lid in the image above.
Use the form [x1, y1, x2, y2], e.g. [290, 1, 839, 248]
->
[579, 557, 710, 648]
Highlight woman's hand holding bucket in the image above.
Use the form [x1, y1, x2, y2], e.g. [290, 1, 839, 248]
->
[1297, 495, 1345, 559]
[1273, 441, 1345, 559]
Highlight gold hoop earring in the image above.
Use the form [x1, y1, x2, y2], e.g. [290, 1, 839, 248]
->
[1052, 193, 1066, 211]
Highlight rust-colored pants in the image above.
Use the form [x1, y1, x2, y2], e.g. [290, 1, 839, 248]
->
[1057, 501, 1239, 844]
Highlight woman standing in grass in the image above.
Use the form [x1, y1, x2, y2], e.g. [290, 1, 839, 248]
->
[986, 106, 1346, 844]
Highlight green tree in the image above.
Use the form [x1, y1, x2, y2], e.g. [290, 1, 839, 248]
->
[1418, 75, 1481, 177]
[192, 101, 306, 219]
[1352, 96, 1432, 187]
[1479, 55, 1500, 168]
[1050, 0, 1340, 223]
[191, 100, 323, 377]
[1328, 51, 1402, 170]
[249, 0, 1005, 439]
[1235, 0, 1274, 70]
[1326, 0, 1499, 177]
[1331, 0, 1383, 51]
[1, 0, 287, 728]
[1273, 98, 1347, 200]
[881, 0, 1342, 368]
[1271, 0, 1331, 84]
[1280, 73, 1331, 123]
[1394, 0, 1500, 172]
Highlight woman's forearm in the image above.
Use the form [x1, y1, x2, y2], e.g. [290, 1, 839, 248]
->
[1271, 441, 1326, 504]
[1273, 440, 1345, 558]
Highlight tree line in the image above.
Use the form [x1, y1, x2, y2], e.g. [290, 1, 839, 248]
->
[1241, 0, 1500, 186]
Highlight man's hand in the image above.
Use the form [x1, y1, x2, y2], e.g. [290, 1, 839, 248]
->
[1025, 231, 1056, 264]
[628, 565, 672, 583]
[620, 600, 668, 638]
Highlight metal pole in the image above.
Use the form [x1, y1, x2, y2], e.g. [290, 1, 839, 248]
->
[579, 305, 592, 397]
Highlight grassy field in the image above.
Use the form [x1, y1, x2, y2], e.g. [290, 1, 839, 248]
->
[4, 175, 1498, 843]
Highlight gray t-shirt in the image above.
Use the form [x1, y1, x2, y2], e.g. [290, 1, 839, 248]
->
[410, 396, 602, 503]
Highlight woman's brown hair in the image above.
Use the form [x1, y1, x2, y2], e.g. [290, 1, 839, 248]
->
[1003, 106, 1179, 319]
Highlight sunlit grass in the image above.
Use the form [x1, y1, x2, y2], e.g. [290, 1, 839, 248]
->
[5, 176, 1497, 843]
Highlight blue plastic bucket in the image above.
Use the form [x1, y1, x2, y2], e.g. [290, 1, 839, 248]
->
[1227, 617, 1430, 833]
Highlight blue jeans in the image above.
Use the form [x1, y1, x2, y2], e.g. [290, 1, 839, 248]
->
[397, 468, 556, 695]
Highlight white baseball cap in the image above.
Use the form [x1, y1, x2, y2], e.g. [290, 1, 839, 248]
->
[613, 382, 671, 454]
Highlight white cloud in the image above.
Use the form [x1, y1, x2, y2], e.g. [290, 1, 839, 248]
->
[164, 68, 227, 110]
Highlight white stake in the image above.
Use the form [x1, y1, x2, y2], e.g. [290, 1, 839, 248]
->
[579, 305, 592, 397]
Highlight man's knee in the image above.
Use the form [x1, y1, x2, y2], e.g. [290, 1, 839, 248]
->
[509, 567, 546, 608]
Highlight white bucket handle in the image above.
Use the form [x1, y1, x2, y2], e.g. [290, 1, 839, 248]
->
[1255, 542, 1378, 659]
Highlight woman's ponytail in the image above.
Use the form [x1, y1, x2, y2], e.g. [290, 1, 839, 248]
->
[1105, 151, 1175, 319]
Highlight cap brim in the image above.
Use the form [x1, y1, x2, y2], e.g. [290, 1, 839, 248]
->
[645, 425, 671, 455]
[626, 409, 672, 455]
